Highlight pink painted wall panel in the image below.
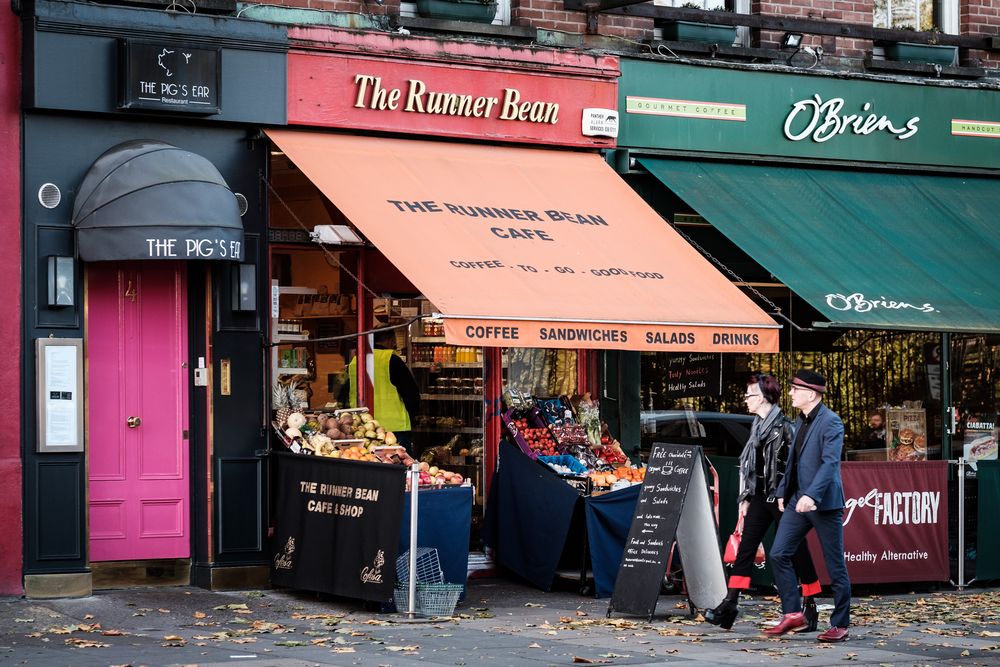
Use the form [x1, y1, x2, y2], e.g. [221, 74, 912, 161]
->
[0, 5, 23, 595]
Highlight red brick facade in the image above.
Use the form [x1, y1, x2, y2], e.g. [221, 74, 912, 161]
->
[962, 0, 999, 67]
[264, 0, 996, 68]
[752, 0, 872, 58]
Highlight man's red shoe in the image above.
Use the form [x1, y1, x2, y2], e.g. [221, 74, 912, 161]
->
[763, 612, 808, 636]
[817, 627, 849, 642]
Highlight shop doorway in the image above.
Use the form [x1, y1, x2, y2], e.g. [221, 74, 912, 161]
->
[87, 262, 191, 563]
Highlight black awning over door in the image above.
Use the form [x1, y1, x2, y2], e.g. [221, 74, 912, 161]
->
[72, 140, 244, 261]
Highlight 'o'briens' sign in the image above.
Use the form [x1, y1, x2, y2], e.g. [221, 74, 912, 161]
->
[784, 94, 920, 143]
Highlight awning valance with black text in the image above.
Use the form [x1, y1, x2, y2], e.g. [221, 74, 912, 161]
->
[71, 140, 244, 262]
[640, 158, 1000, 334]
[266, 129, 779, 353]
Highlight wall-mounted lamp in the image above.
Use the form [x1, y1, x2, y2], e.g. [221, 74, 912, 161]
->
[47, 256, 75, 308]
[781, 32, 803, 49]
[311, 224, 364, 245]
[232, 263, 257, 312]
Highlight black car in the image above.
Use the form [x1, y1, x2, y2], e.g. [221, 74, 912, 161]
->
[640, 410, 753, 459]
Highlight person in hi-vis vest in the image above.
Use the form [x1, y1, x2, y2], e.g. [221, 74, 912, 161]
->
[344, 328, 420, 455]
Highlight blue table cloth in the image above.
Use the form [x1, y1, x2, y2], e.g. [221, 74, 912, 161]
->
[584, 483, 641, 598]
[398, 484, 473, 590]
[486, 441, 581, 591]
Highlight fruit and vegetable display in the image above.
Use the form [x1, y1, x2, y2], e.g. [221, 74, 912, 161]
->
[272, 396, 469, 488]
[501, 389, 645, 494]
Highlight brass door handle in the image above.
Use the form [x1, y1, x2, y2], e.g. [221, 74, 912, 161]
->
[127, 416, 142, 428]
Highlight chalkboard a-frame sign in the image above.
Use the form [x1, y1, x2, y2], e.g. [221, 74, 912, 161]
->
[608, 443, 727, 620]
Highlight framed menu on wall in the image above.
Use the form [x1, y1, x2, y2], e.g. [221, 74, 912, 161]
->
[36, 338, 84, 453]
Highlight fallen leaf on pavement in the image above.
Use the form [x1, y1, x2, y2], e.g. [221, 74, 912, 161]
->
[64, 638, 110, 648]
[193, 611, 207, 619]
[528, 642, 542, 648]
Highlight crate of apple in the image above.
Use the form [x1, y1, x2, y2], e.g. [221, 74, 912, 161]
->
[415, 460, 465, 487]
[522, 426, 559, 456]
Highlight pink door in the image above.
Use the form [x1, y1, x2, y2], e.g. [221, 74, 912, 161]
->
[87, 262, 190, 562]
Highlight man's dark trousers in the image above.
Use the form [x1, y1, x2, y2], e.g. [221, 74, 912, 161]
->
[771, 496, 851, 629]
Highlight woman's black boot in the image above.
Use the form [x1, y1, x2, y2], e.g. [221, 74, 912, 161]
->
[705, 599, 739, 630]
[803, 597, 818, 632]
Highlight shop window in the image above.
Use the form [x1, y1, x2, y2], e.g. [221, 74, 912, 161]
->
[652, 0, 750, 47]
[399, 0, 511, 25]
[271, 247, 359, 410]
[506, 348, 578, 398]
[873, 0, 958, 33]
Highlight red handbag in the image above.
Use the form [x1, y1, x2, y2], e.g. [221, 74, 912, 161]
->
[723, 515, 766, 566]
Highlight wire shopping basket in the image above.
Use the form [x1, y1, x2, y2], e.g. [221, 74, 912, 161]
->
[393, 582, 463, 617]
[395, 547, 444, 585]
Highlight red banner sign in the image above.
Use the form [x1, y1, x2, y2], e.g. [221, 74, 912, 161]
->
[808, 461, 949, 584]
[287, 50, 617, 148]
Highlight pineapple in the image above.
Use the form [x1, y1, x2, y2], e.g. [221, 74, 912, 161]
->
[272, 380, 298, 428]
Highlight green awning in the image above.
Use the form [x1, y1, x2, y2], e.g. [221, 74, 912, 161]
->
[640, 158, 1000, 334]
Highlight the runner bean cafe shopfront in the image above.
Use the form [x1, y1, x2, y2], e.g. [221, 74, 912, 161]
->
[614, 58, 1000, 584]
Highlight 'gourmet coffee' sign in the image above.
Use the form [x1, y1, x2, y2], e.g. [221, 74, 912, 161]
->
[609, 443, 726, 619]
[271, 452, 406, 602]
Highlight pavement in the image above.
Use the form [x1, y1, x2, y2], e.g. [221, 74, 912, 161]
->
[1, 577, 999, 666]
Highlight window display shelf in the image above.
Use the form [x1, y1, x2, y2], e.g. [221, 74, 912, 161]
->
[296, 314, 355, 319]
[420, 393, 483, 401]
[276, 286, 318, 295]
[411, 336, 447, 343]
[276, 368, 310, 376]
[274, 333, 310, 342]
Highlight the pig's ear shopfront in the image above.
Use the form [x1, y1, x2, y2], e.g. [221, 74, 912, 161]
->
[21, 0, 285, 596]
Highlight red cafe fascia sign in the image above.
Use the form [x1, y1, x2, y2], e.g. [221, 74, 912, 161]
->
[287, 50, 618, 147]
[352, 74, 560, 125]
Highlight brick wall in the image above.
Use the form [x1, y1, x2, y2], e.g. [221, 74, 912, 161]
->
[514, 0, 651, 39]
[248, 0, 996, 68]
[962, 0, 999, 68]
[752, 0, 872, 58]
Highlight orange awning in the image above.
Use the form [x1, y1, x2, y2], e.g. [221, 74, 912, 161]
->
[266, 129, 779, 353]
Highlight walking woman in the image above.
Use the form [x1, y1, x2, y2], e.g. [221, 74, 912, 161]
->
[705, 373, 822, 630]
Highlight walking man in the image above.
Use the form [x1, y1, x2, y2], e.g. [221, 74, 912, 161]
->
[765, 370, 851, 643]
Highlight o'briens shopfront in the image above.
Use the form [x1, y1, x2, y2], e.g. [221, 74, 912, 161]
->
[262, 29, 781, 593]
[615, 58, 1000, 585]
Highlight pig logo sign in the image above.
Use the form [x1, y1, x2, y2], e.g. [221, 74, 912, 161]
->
[119, 40, 220, 114]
